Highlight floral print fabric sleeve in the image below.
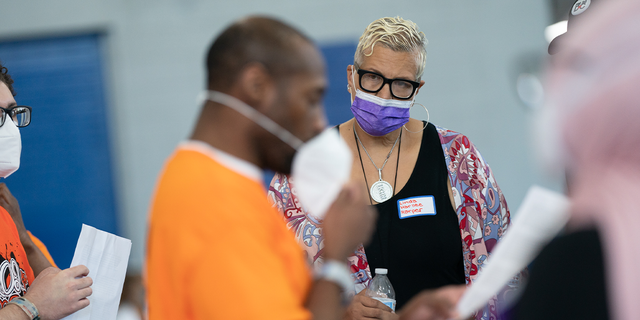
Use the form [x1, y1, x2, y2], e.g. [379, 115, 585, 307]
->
[267, 173, 372, 295]
[437, 126, 526, 319]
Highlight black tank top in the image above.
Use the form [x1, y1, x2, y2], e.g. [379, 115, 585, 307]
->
[343, 122, 465, 309]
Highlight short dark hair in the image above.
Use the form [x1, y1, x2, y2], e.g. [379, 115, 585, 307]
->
[0, 61, 16, 96]
[206, 16, 313, 90]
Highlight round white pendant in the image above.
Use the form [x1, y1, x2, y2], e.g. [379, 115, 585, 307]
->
[370, 180, 393, 203]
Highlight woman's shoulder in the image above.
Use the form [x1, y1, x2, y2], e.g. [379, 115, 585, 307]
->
[430, 123, 462, 141]
[430, 124, 485, 156]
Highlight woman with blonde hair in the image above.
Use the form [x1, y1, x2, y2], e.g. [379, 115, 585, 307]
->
[269, 17, 521, 320]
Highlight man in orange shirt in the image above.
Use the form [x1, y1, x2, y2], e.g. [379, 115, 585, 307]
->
[145, 16, 377, 320]
[0, 61, 93, 320]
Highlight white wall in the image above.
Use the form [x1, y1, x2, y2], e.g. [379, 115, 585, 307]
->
[0, 0, 554, 272]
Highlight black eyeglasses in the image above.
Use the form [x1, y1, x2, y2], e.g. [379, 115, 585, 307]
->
[0, 106, 32, 128]
[357, 69, 420, 100]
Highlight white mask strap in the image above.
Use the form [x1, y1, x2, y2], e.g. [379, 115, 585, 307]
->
[351, 65, 357, 104]
[205, 91, 304, 150]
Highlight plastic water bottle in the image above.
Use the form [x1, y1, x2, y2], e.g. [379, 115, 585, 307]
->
[366, 268, 396, 312]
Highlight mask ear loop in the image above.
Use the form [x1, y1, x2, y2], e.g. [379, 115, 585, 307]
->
[349, 65, 357, 103]
[403, 102, 429, 133]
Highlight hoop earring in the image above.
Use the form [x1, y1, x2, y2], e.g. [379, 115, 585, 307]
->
[403, 102, 429, 133]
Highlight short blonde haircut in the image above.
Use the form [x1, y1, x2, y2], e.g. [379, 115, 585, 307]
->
[354, 17, 428, 80]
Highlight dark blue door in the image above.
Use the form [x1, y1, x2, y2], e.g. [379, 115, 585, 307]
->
[321, 42, 358, 126]
[0, 34, 119, 267]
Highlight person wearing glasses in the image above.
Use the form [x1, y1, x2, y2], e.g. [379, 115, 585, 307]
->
[0, 62, 93, 320]
[269, 17, 521, 320]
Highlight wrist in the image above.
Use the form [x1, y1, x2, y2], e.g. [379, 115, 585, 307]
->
[3, 304, 30, 320]
[7, 297, 40, 320]
[315, 260, 353, 294]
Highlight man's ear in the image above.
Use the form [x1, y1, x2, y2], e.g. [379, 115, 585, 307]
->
[237, 62, 276, 112]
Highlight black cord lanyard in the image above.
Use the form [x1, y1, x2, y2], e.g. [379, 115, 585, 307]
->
[354, 126, 402, 268]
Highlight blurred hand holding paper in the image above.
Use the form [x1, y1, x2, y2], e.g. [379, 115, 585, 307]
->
[456, 186, 570, 319]
[62, 224, 132, 320]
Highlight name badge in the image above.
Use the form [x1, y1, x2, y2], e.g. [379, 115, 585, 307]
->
[397, 196, 436, 219]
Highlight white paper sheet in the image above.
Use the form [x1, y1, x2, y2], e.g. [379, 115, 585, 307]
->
[62, 224, 132, 320]
[456, 186, 571, 319]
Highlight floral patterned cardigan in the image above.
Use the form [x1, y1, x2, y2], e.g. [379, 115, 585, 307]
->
[268, 126, 524, 320]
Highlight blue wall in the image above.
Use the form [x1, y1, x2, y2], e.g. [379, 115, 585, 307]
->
[0, 34, 118, 267]
[321, 41, 357, 126]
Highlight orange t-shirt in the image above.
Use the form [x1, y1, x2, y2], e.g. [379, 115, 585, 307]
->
[0, 207, 35, 308]
[146, 142, 311, 320]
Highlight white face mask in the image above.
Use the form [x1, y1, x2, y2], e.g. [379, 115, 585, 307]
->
[205, 91, 352, 219]
[0, 116, 21, 178]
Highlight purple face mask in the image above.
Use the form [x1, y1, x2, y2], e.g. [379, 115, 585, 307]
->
[350, 89, 413, 136]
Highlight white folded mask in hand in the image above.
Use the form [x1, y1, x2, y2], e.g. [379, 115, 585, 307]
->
[292, 128, 352, 219]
